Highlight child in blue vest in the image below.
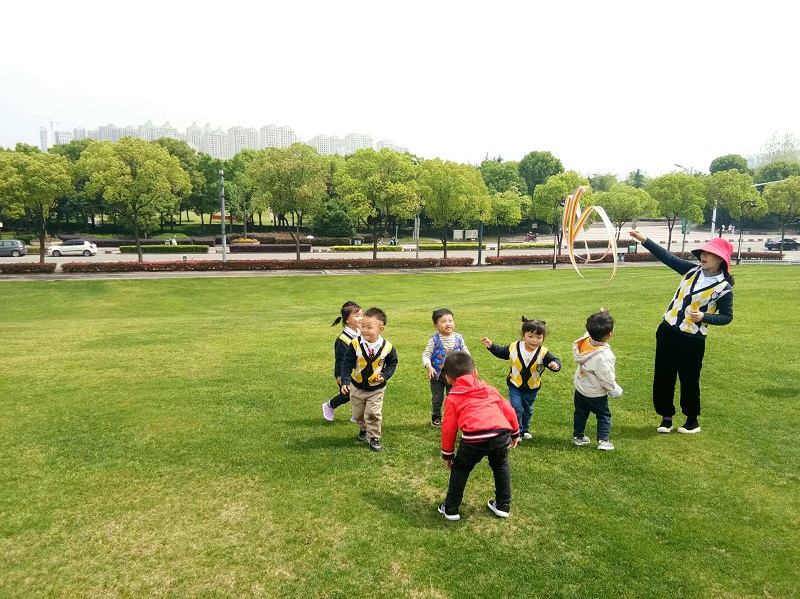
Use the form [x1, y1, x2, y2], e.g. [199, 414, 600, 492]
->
[482, 317, 561, 440]
[322, 301, 362, 422]
[422, 308, 470, 427]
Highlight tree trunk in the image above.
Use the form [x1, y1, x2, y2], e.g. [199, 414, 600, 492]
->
[497, 229, 501, 257]
[295, 220, 302, 260]
[199, 212, 205, 234]
[372, 217, 379, 259]
[38, 212, 47, 265]
[441, 227, 448, 259]
[134, 212, 144, 262]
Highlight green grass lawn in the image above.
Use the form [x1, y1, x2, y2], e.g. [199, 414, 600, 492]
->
[1, 267, 798, 598]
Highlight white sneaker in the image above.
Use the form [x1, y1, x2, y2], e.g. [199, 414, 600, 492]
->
[522, 432, 533, 440]
[657, 419, 673, 433]
[597, 440, 615, 451]
[573, 435, 590, 446]
[350, 415, 357, 423]
[322, 401, 334, 421]
[487, 500, 510, 518]
[438, 504, 460, 521]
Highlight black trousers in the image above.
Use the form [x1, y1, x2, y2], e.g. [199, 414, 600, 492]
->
[653, 321, 706, 418]
[329, 389, 350, 409]
[444, 432, 512, 514]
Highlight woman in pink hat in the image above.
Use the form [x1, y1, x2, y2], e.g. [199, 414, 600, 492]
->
[630, 231, 734, 434]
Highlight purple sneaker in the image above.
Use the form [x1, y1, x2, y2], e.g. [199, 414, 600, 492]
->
[322, 401, 334, 421]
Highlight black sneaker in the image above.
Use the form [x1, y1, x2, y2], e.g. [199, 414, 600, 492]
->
[487, 499, 510, 518]
[438, 504, 460, 521]
[356, 429, 367, 443]
[657, 418, 674, 433]
[431, 416, 442, 427]
[677, 419, 701, 434]
[369, 437, 382, 452]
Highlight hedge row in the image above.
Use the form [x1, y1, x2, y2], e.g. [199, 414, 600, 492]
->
[60, 257, 474, 273]
[0, 263, 57, 274]
[228, 244, 311, 253]
[119, 245, 210, 254]
[330, 246, 403, 252]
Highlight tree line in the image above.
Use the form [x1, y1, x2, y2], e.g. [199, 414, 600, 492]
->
[1, 139, 799, 263]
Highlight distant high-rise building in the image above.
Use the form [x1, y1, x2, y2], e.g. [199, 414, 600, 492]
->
[344, 133, 373, 154]
[73, 127, 87, 141]
[53, 130, 74, 145]
[202, 126, 230, 159]
[377, 139, 408, 153]
[39, 127, 50, 151]
[185, 122, 202, 150]
[261, 124, 300, 148]
[228, 126, 260, 156]
[308, 134, 330, 155]
[747, 153, 767, 170]
[98, 124, 123, 142]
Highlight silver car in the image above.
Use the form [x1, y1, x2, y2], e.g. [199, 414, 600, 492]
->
[0, 239, 28, 257]
[47, 239, 98, 257]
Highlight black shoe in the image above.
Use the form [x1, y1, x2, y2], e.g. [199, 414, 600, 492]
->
[487, 499, 510, 518]
[678, 418, 701, 434]
[438, 504, 460, 521]
[657, 418, 674, 433]
[369, 437, 382, 452]
[356, 429, 367, 443]
[431, 416, 441, 427]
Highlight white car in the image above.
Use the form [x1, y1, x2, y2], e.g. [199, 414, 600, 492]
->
[47, 239, 98, 257]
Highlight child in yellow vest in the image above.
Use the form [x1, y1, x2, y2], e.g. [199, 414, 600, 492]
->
[482, 317, 561, 440]
[322, 301, 362, 422]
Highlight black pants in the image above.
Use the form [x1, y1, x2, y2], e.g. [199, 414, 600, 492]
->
[444, 432, 512, 514]
[653, 321, 706, 418]
[430, 376, 452, 419]
[329, 389, 350, 409]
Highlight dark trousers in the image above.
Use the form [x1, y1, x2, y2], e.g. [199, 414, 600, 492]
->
[573, 390, 611, 441]
[329, 389, 350, 409]
[444, 432, 512, 514]
[430, 376, 452, 419]
[653, 321, 706, 418]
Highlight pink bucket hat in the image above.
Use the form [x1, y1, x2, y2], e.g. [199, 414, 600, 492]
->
[692, 237, 733, 271]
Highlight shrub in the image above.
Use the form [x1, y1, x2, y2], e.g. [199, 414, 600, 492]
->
[231, 238, 259, 244]
[486, 253, 616, 265]
[311, 199, 355, 238]
[119, 245, 209, 254]
[330, 245, 403, 252]
[228, 244, 311, 253]
[90, 238, 195, 248]
[418, 243, 487, 250]
[0, 262, 57, 274]
[60, 257, 474, 274]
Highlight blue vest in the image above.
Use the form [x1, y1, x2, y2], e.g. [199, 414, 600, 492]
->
[430, 333, 465, 376]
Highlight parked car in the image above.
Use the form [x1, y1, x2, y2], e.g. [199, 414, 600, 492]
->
[765, 238, 799, 251]
[46, 239, 98, 257]
[0, 239, 28, 257]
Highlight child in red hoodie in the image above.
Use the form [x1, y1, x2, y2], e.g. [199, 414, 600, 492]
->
[438, 352, 520, 521]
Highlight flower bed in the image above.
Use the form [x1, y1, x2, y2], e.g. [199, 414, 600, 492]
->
[60, 257, 474, 273]
[0, 262, 57, 274]
[228, 244, 311, 253]
[330, 246, 403, 252]
[119, 245, 210, 253]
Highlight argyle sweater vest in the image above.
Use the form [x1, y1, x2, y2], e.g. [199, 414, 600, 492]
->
[430, 333, 465, 376]
[508, 342, 547, 390]
[663, 268, 731, 336]
[351, 339, 394, 388]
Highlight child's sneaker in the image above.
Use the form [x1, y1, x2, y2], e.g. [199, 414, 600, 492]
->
[350, 414, 357, 423]
[356, 429, 367, 443]
[522, 432, 533, 440]
[369, 437, 382, 452]
[573, 435, 590, 446]
[597, 440, 615, 451]
[677, 419, 701, 434]
[322, 401, 335, 421]
[438, 504, 460, 521]
[487, 500, 510, 518]
[431, 416, 441, 427]
[657, 418, 673, 433]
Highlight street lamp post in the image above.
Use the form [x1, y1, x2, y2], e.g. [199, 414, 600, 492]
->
[736, 201, 758, 265]
[552, 199, 565, 270]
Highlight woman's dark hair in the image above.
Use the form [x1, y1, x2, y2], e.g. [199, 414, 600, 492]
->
[521, 316, 547, 337]
[723, 270, 735, 287]
[332, 301, 362, 327]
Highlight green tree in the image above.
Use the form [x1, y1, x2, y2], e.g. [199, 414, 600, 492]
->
[0, 151, 73, 263]
[77, 138, 191, 261]
[479, 159, 526, 194]
[704, 170, 763, 235]
[592, 183, 657, 241]
[152, 138, 205, 226]
[486, 188, 523, 256]
[50, 138, 104, 229]
[248, 144, 328, 259]
[709, 154, 750, 175]
[518, 151, 564, 195]
[762, 176, 800, 250]
[625, 169, 649, 189]
[754, 161, 800, 185]
[760, 132, 800, 164]
[334, 148, 420, 259]
[646, 173, 706, 251]
[418, 159, 490, 258]
[311, 198, 355, 238]
[528, 171, 590, 252]
[194, 153, 224, 232]
[225, 149, 264, 237]
[588, 173, 617, 193]
[14, 142, 41, 155]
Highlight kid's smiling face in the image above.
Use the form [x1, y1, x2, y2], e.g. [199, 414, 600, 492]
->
[346, 309, 363, 331]
[434, 314, 455, 336]
[360, 315, 384, 343]
[523, 331, 544, 351]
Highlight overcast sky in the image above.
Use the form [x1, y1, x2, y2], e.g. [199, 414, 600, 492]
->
[2, 0, 797, 179]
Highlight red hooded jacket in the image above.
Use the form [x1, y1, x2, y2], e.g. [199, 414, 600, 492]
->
[441, 373, 520, 460]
